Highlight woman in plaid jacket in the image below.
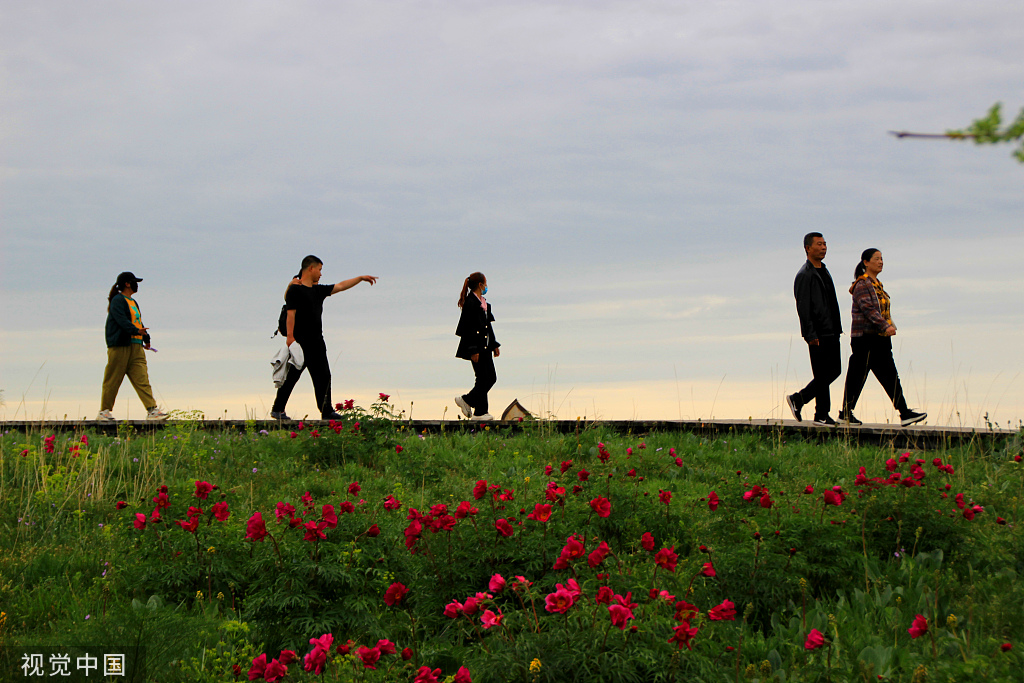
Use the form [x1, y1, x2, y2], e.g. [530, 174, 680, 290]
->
[838, 249, 927, 427]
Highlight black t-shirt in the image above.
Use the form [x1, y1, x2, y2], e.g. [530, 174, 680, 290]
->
[285, 283, 334, 342]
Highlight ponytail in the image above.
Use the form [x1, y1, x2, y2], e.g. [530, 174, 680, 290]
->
[853, 248, 879, 283]
[458, 272, 486, 308]
[106, 284, 121, 312]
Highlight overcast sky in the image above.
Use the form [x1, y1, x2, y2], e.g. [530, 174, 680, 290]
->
[2, 1, 1022, 427]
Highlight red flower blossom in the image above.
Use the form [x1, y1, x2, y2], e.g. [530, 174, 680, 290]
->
[348, 482, 361, 496]
[302, 648, 326, 674]
[278, 650, 296, 665]
[152, 491, 170, 509]
[301, 491, 313, 507]
[414, 667, 442, 683]
[963, 508, 975, 521]
[673, 600, 698, 622]
[455, 501, 478, 518]
[494, 518, 514, 537]
[245, 512, 268, 541]
[289, 431, 297, 439]
[588, 541, 611, 568]
[655, 545, 678, 572]
[339, 501, 355, 514]
[275, 502, 296, 521]
[375, 639, 396, 655]
[321, 504, 338, 529]
[641, 532, 655, 551]
[803, 485, 814, 494]
[395, 445, 404, 454]
[176, 516, 200, 533]
[303, 520, 328, 542]
[544, 465, 553, 475]
[578, 469, 590, 481]
[248, 653, 267, 680]
[908, 614, 928, 638]
[608, 603, 634, 629]
[379, 392, 390, 401]
[668, 622, 699, 650]
[489, 574, 507, 593]
[805, 628, 825, 649]
[659, 490, 672, 506]
[384, 582, 408, 606]
[212, 501, 230, 521]
[472, 480, 488, 499]
[707, 490, 720, 511]
[116, 501, 128, 510]
[701, 562, 716, 577]
[454, 666, 472, 683]
[545, 588, 576, 613]
[357, 646, 381, 670]
[885, 458, 898, 471]
[444, 600, 464, 618]
[462, 595, 483, 616]
[1001, 643, 1012, 652]
[822, 490, 842, 506]
[481, 608, 504, 629]
[44, 435, 55, 454]
[383, 495, 402, 510]
[133, 513, 146, 530]
[596, 586, 614, 604]
[527, 503, 552, 522]
[401, 647, 412, 660]
[707, 599, 736, 621]
[589, 496, 611, 518]
[626, 467, 636, 477]
[366, 523, 381, 536]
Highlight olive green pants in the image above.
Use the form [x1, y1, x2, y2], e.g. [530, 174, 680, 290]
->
[101, 345, 156, 411]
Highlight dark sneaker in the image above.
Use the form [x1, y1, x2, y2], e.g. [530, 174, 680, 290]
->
[813, 415, 837, 427]
[900, 410, 927, 427]
[786, 393, 803, 422]
[838, 411, 863, 426]
[270, 412, 291, 420]
[321, 411, 344, 421]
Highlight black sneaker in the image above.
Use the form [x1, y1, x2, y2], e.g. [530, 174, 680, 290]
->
[900, 410, 927, 427]
[838, 411, 863, 426]
[786, 393, 803, 422]
[270, 411, 291, 420]
[813, 415, 837, 427]
[321, 411, 344, 421]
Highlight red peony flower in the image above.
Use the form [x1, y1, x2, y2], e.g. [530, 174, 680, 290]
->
[1001, 642, 1012, 652]
[289, 431, 297, 439]
[701, 562, 716, 577]
[384, 494, 402, 510]
[301, 491, 313, 507]
[454, 666, 472, 683]
[401, 647, 412, 660]
[655, 545, 678, 572]
[595, 586, 614, 604]
[668, 621, 699, 649]
[379, 393, 390, 401]
[455, 501, 478, 518]
[489, 574, 506, 593]
[823, 490, 842, 506]
[133, 513, 147, 530]
[176, 516, 200, 533]
[608, 603, 634, 629]
[708, 490, 720, 511]
[805, 628, 825, 649]
[527, 503, 552, 522]
[589, 496, 611, 518]
[495, 518, 514, 537]
[481, 609, 503, 629]
[395, 445, 404, 454]
[212, 501, 230, 521]
[707, 599, 736, 621]
[544, 465, 553, 475]
[963, 508, 975, 521]
[366, 523, 381, 536]
[375, 639, 396, 655]
[357, 646, 381, 670]
[384, 582, 408, 606]
[641, 532, 655, 551]
[444, 599, 464, 618]
[245, 512, 268, 542]
[247, 653, 267, 681]
[339, 501, 355, 514]
[578, 469, 590, 481]
[659, 490, 672, 506]
[348, 481, 361, 496]
[588, 541, 610, 568]
[321, 504, 338, 529]
[673, 600, 698, 622]
[472, 480, 488, 499]
[152, 491, 170, 509]
[116, 501, 128, 510]
[545, 588, 576, 613]
[414, 667, 442, 683]
[908, 614, 928, 638]
[303, 520, 328, 542]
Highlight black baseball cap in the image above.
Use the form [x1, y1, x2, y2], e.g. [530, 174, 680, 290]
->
[116, 272, 143, 286]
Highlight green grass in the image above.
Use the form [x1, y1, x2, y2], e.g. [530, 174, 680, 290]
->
[2, 408, 1023, 682]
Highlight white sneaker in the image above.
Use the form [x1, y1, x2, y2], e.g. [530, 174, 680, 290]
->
[146, 407, 170, 421]
[97, 409, 115, 422]
[476, 413, 494, 421]
[454, 396, 472, 419]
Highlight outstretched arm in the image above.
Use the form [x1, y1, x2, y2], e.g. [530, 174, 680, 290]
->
[331, 275, 378, 295]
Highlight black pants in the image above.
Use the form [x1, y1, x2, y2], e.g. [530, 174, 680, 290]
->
[272, 339, 334, 417]
[796, 335, 841, 419]
[842, 335, 909, 415]
[463, 351, 496, 416]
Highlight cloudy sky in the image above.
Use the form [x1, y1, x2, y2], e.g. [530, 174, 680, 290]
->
[2, 1, 1022, 427]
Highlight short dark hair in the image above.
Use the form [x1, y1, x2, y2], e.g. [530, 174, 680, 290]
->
[803, 232, 823, 249]
[300, 255, 323, 274]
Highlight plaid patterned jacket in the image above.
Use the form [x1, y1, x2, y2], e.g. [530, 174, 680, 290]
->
[849, 276, 893, 337]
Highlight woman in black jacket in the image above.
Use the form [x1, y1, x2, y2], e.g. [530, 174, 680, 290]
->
[455, 272, 501, 421]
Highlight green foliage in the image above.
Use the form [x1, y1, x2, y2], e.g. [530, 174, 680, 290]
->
[948, 102, 1024, 162]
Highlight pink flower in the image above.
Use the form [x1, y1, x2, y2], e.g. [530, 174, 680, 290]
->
[545, 588, 576, 613]
[245, 512, 268, 542]
[277, 650, 296, 665]
[608, 603, 634, 629]
[589, 496, 611, 518]
[805, 628, 825, 650]
[384, 582, 408, 606]
[444, 600, 464, 618]
[907, 614, 928, 639]
[248, 653, 267, 681]
[481, 609, 504, 629]
[357, 646, 381, 670]
[263, 658, 287, 682]
[134, 513, 147, 530]
[289, 431, 297, 439]
[383, 495, 402, 510]
[379, 393, 390, 401]
[494, 518, 514, 537]
[654, 546, 678, 572]
[641, 532, 655, 551]
[803, 485, 814, 494]
[176, 516, 199, 533]
[489, 574, 507, 593]
[708, 599, 736, 621]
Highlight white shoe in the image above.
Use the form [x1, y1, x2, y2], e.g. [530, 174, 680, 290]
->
[454, 396, 472, 419]
[97, 409, 115, 422]
[146, 407, 170, 421]
[476, 413, 494, 421]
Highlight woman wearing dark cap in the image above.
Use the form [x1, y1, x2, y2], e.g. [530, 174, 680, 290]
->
[838, 250, 926, 427]
[454, 272, 500, 421]
[98, 272, 168, 421]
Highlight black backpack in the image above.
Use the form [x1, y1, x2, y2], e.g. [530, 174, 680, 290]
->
[272, 305, 287, 338]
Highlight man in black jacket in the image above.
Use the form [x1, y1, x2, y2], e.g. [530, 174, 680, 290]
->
[788, 233, 842, 426]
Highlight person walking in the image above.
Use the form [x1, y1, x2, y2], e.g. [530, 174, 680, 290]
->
[788, 233, 843, 426]
[454, 272, 501, 421]
[270, 255, 377, 421]
[98, 272, 168, 421]
[838, 249, 927, 427]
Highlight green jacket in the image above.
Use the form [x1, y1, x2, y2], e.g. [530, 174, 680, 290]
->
[105, 295, 150, 348]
